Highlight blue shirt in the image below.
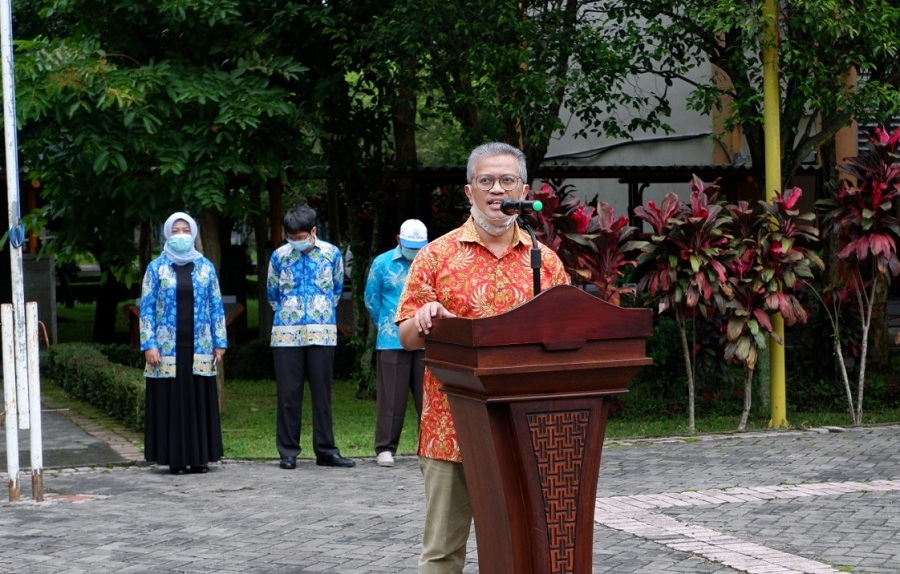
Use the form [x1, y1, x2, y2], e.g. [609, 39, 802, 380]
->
[139, 255, 228, 378]
[364, 246, 417, 350]
[267, 239, 344, 347]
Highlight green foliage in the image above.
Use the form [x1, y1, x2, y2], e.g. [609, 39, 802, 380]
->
[614, 316, 687, 418]
[16, 0, 316, 281]
[224, 338, 276, 381]
[97, 343, 144, 369]
[39, 335, 900, 459]
[581, 1, 900, 181]
[41, 343, 145, 430]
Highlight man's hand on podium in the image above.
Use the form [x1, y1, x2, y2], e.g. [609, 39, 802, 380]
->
[399, 301, 457, 350]
[413, 301, 455, 335]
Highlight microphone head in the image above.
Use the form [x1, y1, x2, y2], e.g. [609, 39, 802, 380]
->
[499, 199, 543, 215]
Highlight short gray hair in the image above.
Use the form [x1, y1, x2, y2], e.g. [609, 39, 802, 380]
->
[466, 142, 527, 184]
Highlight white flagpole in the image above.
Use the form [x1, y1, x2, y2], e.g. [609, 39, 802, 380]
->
[1, 0, 37, 501]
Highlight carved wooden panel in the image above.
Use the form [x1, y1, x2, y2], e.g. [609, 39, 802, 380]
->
[526, 409, 590, 574]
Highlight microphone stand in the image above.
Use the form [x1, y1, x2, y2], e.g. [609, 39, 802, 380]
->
[517, 215, 542, 296]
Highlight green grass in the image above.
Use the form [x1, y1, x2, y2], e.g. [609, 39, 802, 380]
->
[221, 379, 419, 460]
[604, 410, 900, 441]
[46, 370, 900, 461]
[49, 301, 900, 461]
[223, 380, 878, 459]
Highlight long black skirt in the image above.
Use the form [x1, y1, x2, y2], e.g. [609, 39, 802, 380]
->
[144, 355, 223, 468]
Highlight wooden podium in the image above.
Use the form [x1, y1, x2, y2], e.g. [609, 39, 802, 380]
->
[423, 285, 653, 573]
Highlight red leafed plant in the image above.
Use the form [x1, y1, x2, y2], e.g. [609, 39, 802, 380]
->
[722, 186, 822, 430]
[816, 126, 900, 425]
[531, 181, 638, 305]
[630, 176, 733, 433]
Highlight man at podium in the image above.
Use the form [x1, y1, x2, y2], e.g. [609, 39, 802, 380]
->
[397, 142, 570, 574]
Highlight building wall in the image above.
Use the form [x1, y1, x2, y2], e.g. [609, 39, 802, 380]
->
[539, 66, 725, 220]
[0, 254, 58, 347]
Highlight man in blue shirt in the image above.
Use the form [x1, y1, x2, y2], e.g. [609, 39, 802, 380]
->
[364, 219, 428, 467]
[268, 205, 355, 469]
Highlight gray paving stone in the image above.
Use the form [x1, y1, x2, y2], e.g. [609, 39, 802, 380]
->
[4, 409, 900, 573]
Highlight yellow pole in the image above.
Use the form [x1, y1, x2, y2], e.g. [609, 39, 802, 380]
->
[762, 0, 787, 428]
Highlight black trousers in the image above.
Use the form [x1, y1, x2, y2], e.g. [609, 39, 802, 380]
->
[274, 346, 338, 459]
[374, 349, 424, 454]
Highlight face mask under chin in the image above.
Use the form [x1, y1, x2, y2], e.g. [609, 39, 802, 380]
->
[470, 204, 516, 237]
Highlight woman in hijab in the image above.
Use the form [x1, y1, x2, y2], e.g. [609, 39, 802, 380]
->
[139, 212, 228, 474]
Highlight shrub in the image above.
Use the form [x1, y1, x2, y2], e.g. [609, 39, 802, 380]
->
[42, 342, 145, 430]
[220, 336, 358, 382]
[222, 338, 275, 381]
[98, 343, 144, 369]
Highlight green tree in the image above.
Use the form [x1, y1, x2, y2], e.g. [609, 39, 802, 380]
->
[573, 1, 900, 184]
[406, 0, 586, 177]
[14, 0, 313, 340]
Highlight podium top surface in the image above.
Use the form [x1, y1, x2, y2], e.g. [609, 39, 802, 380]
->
[425, 284, 652, 348]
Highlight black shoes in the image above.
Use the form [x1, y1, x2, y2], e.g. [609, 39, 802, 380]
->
[279, 453, 355, 468]
[316, 453, 356, 468]
[169, 465, 209, 474]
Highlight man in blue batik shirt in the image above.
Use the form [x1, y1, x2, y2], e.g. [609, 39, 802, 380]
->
[364, 219, 428, 467]
[268, 205, 355, 469]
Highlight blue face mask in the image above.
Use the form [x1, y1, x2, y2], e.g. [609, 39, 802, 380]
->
[168, 234, 194, 254]
[400, 247, 419, 260]
[288, 238, 311, 252]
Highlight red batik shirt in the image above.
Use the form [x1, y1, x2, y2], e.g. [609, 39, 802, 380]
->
[395, 217, 570, 462]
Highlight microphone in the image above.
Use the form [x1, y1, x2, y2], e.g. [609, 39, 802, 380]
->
[499, 199, 543, 215]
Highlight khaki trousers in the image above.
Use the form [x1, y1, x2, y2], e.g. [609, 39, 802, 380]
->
[418, 457, 472, 574]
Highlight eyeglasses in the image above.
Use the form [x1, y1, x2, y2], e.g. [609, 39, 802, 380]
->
[472, 174, 522, 192]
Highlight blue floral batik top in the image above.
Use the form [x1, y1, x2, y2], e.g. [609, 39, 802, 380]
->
[139, 254, 228, 378]
[267, 239, 344, 347]
[364, 246, 413, 351]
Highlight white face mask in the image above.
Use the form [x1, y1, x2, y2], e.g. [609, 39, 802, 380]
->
[470, 204, 517, 237]
[288, 237, 312, 252]
[400, 247, 419, 260]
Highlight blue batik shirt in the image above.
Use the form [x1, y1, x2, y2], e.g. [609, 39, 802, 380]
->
[267, 239, 344, 347]
[139, 254, 228, 378]
[364, 245, 418, 351]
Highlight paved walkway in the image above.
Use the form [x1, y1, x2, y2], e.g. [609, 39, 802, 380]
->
[2, 405, 899, 573]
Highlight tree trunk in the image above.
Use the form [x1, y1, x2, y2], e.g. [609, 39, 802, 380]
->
[92, 267, 128, 344]
[198, 209, 225, 413]
[138, 220, 152, 280]
[868, 273, 891, 373]
[676, 311, 696, 433]
[255, 182, 278, 342]
[198, 209, 222, 271]
[738, 367, 754, 431]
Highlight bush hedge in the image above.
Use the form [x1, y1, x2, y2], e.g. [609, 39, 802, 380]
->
[41, 342, 146, 431]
